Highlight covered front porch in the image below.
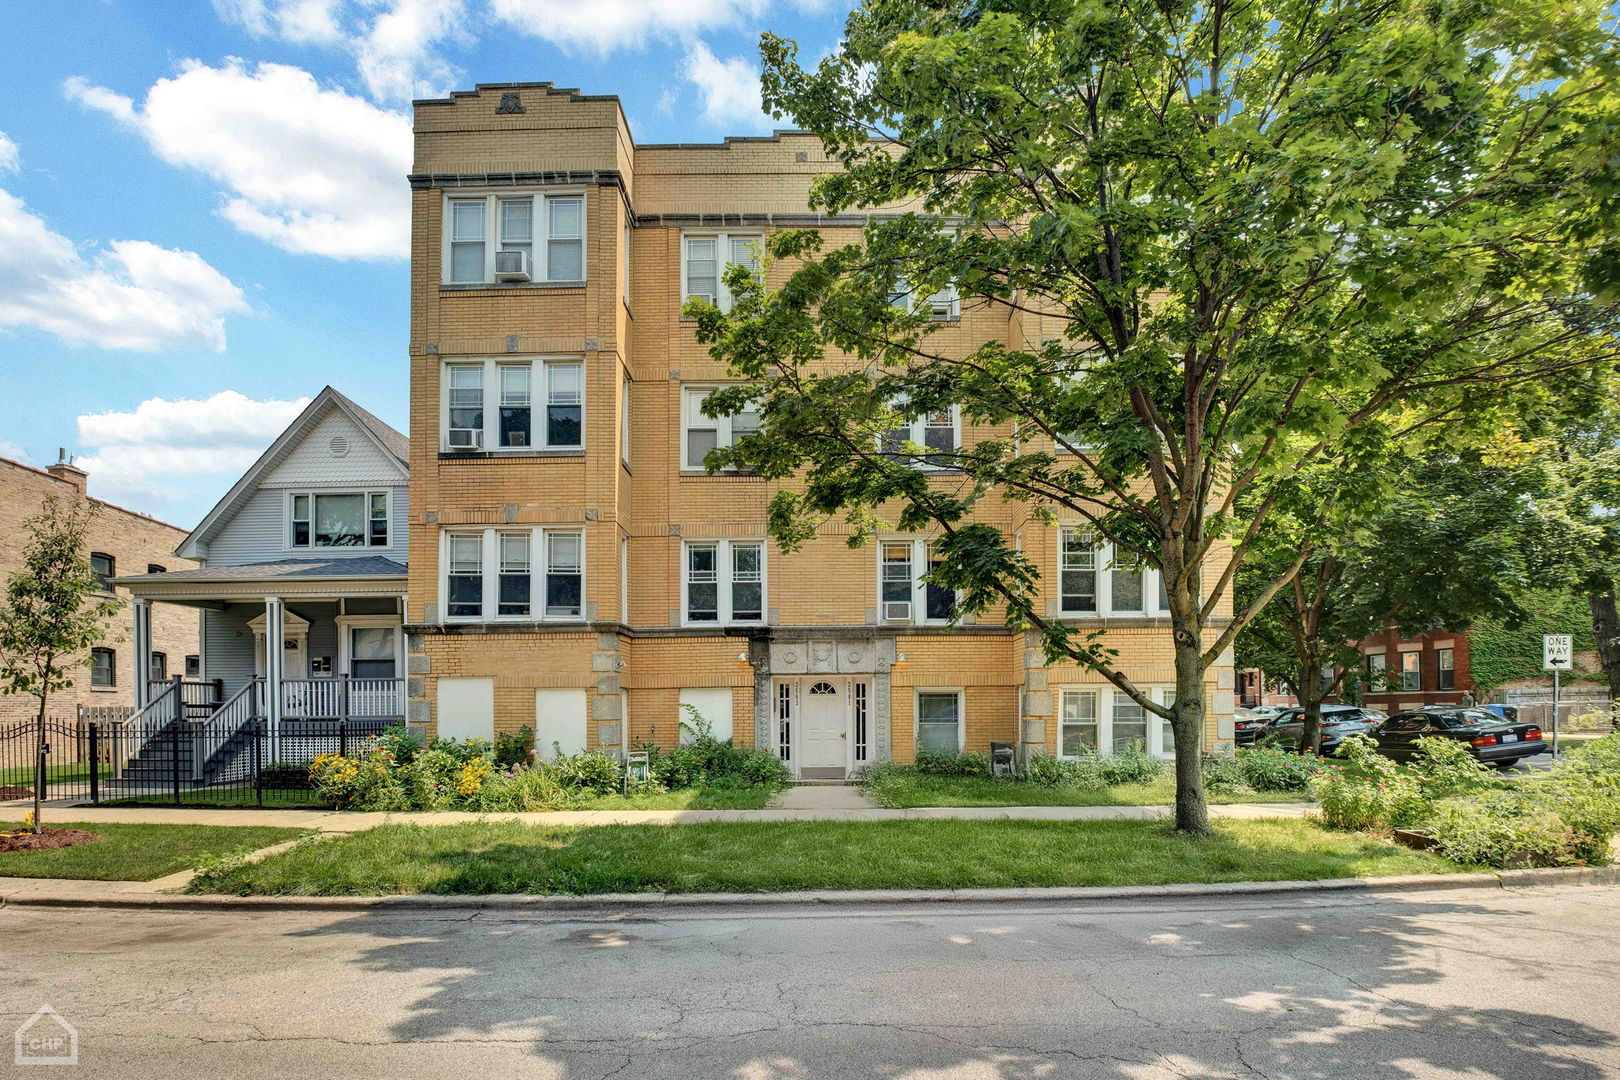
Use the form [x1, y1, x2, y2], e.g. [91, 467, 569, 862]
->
[116, 556, 410, 743]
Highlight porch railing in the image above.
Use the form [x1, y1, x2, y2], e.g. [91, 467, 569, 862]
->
[280, 677, 405, 721]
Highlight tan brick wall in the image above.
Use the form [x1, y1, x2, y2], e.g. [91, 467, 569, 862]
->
[0, 460, 198, 723]
[405, 86, 1236, 759]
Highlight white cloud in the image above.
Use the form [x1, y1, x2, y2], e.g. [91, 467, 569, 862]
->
[683, 41, 771, 130]
[0, 187, 248, 351]
[213, 0, 468, 102]
[0, 438, 33, 465]
[0, 131, 18, 174]
[75, 391, 312, 505]
[65, 61, 412, 261]
[490, 0, 768, 53]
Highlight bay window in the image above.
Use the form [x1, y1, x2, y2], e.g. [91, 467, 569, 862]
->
[289, 491, 390, 549]
[442, 359, 583, 451]
[442, 528, 585, 622]
[878, 539, 955, 624]
[683, 540, 765, 625]
[681, 387, 760, 471]
[443, 191, 585, 284]
[682, 232, 761, 312]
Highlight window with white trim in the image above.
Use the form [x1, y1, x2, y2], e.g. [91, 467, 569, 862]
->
[442, 359, 583, 451]
[916, 690, 963, 754]
[683, 232, 761, 312]
[1056, 528, 1169, 617]
[683, 540, 765, 625]
[1060, 687, 1175, 757]
[442, 528, 585, 622]
[444, 192, 585, 284]
[1436, 647, 1455, 691]
[880, 402, 960, 468]
[681, 387, 760, 471]
[1400, 650, 1422, 691]
[888, 276, 960, 320]
[1060, 689, 1099, 755]
[289, 491, 390, 549]
[878, 539, 956, 624]
[1363, 651, 1388, 691]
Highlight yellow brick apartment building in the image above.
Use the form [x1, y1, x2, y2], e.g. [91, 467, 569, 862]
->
[404, 83, 1236, 778]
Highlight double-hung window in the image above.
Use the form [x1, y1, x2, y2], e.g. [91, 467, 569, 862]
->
[1060, 689, 1099, 755]
[1400, 650, 1422, 691]
[880, 401, 960, 468]
[1436, 647, 1455, 691]
[90, 552, 115, 592]
[289, 491, 390, 549]
[683, 540, 765, 625]
[889, 276, 961, 320]
[878, 539, 956, 624]
[681, 387, 761, 471]
[90, 647, 115, 688]
[442, 528, 585, 622]
[1056, 528, 1168, 617]
[1060, 687, 1171, 757]
[682, 232, 761, 312]
[917, 691, 963, 754]
[1363, 651, 1388, 691]
[444, 192, 585, 284]
[442, 359, 583, 451]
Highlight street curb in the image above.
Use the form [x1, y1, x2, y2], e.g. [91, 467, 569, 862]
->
[3, 865, 1616, 913]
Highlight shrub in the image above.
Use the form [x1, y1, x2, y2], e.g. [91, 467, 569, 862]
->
[1311, 735, 1425, 832]
[1095, 745, 1166, 786]
[1427, 793, 1583, 868]
[377, 724, 423, 765]
[309, 749, 408, 811]
[915, 750, 991, 776]
[550, 751, 622, 795]
[1200, 753, 1253, 795]
[494, 726, 535, 768]
[1024, 753, 1107, 789]
[1236, 747, 1330, 792]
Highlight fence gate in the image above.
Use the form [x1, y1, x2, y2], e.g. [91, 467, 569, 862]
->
[0, 717, 106, 805]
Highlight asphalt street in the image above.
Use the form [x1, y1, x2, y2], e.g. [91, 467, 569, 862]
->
[3, 884, 1618, 1079]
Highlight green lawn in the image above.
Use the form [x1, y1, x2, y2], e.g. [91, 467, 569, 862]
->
[0, 763, 112, 787]
[567, 787, 777, 810]
[188, 817, 1470, 896]
[0, 823, 309, 881]
[862, 772, 1313, 808]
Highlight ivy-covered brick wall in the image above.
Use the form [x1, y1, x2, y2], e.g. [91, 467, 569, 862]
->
[1467, 589, 1600, 695]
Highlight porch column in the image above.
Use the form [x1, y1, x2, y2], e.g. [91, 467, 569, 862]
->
[264, 595, 284, 756]
[132, 599, 152, 709]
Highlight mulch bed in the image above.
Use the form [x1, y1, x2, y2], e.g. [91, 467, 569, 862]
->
[0, 827, 102, 853]
[0, 785, 34, 801]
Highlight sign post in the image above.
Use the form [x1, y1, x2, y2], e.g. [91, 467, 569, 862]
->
[1543, 634, 1573, 757]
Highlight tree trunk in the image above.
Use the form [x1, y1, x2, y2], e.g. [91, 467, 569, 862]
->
[1171, 630, 1211, 836]
[32, 691, 47, 834]
[1296, 655, 1324, 756]
[1589, 582, 1620, 732]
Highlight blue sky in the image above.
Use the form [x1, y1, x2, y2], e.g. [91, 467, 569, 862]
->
[0, 0, 843, 528]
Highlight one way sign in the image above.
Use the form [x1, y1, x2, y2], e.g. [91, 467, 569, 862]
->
[1543, 634, 1574, 671]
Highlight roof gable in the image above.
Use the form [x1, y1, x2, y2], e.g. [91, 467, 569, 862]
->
[176, 388, 407, 560]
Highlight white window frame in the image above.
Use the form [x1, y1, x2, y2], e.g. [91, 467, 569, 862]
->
[441, 190, 586, 285]
[681, 231, 762, 313]
[1055, 528, 1169, 618]
[889, 276, 961, 320]
[881, 400, 961, 471]
[681, 539, 767, 626]
[877, 539, 957, 626]
[1058, 686, 1175, 758]
[680, 386, 761, 473]
[286, 490, 392, 551]
[439, 527, 587, 624]
[440, 358, 584, 453]
[335, 614, 405, 679]
[915, 688, 965, 754]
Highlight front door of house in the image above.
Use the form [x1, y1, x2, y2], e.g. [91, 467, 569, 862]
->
[799, 679, 847, 778]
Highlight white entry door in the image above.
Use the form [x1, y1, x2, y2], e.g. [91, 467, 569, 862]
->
[799, 679, 847, 775]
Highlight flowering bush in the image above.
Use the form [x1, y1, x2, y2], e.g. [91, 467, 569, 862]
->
[309, 748, 408, 811]
[1236, 747, 1334, 792]
[1311, 736, 1426, 832]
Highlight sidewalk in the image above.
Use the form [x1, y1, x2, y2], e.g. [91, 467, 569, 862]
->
[0, 800, 1315, 831]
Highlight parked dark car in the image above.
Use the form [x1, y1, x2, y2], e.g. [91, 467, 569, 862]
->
[1232, 710, 1277, 746]
[1372, 708, 1549, 767]
[1255, 705, 1385, 754]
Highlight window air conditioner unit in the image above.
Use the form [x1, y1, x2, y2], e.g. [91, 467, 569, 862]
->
[495, 249, 530, 282]
[883, 601, 912, 622]
[447, 428, 482, 450]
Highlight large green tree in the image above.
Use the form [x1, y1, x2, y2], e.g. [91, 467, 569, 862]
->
[0, 497, 120, 833]
[694, 0, 1620, 832]
[1234, 449, 1559, 751]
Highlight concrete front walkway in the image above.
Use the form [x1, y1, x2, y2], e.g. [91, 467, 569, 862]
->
[0, 800, 1312, 831]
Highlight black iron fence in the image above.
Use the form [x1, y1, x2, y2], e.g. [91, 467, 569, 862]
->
[0, 713, 391, 808]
